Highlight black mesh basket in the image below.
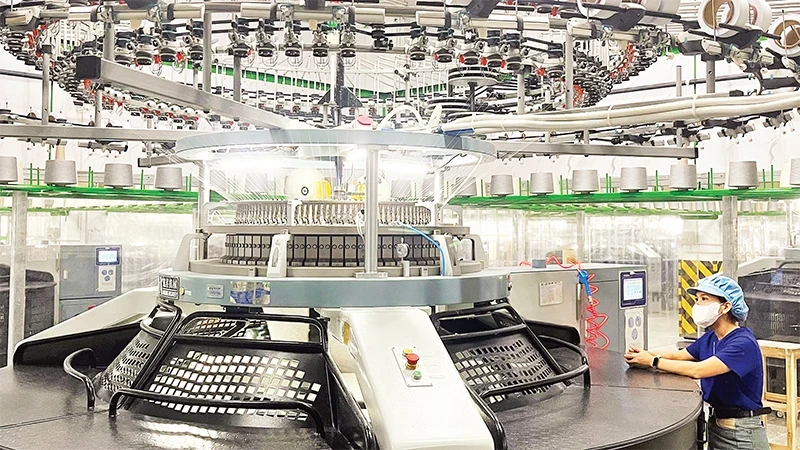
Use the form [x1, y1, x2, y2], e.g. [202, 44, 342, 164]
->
[95, 300, 183, 400]
[108, 311, 375, 450]
[431, 302, 590, 411]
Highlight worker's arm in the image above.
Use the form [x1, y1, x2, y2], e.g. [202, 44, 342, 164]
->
[625, 350, 732, 379]
[626, 346, 696, 361]
[655, 356, 731, 379]
[659, 349, 696, 361]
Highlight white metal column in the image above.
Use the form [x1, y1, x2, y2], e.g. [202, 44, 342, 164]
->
[8, 192, 28, 364]
[362, 147, 380, 276]
[721, 196, 738, 277]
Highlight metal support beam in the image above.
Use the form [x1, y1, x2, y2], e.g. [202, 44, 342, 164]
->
[0, 124, 205, 142]
[721, 196, 738, 278]
[94, 91, 102, 127]
[80, 57, 309, 129]
[329, 52, 337, 127]
[362, 148, 381, 276]
[493, 141, 698, 159]
[705, 60, 716, 94]
[433, 169, 444, 203]
[564, 32, 574, 109]
[94, 20, 115, 128]
[610, 73, 749, 96]
[336, 53, 345, 126]
[203, 8, 213, 93]
[138, 154, 190, 167]
[8, 191, 27, 365]
[516, 72, 525, 115]
[333, 156, 345, 199]
[41, 50, 50, 125]
[233, 56, 242, 103]
[788, 200, 795, 247]
[676, 66, 684, 148]
[576, 211, 586, 262]
[198, 163, 210, 252]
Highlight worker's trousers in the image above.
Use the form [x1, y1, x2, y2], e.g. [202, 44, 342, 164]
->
[708, 416, 770, 450]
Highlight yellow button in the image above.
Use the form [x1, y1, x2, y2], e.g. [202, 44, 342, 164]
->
[402, 348, 413, 355]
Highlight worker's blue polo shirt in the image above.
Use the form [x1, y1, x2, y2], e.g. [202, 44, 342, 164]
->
[686, 327, 763, 411]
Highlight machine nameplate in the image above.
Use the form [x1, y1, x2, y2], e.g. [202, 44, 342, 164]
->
[159, 275, 180, 300]
[539, 281, 564, 306]
[206, 284, 224, 299]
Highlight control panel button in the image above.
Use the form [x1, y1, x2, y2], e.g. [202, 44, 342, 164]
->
[108, 269, 114, 275]
[405, 353, 420, 370]
[102, 270, 108, 276]
[392, 346, 432, 387]
[104, 276, 111, 282]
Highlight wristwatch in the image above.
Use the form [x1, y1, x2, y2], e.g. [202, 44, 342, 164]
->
[652, 355, 661, 369]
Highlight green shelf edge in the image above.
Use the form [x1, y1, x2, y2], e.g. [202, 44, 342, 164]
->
[449, 188, 800, 208]
[0, 184, 211, 202]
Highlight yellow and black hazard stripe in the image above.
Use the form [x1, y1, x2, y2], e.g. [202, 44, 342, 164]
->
[678, 260, 723, 338]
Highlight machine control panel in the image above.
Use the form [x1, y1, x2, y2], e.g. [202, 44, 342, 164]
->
[624, 308, 645, 350]
[391, 346, 432, 387]
[96, 247, 121, 292]
[620, 270, 647, 308]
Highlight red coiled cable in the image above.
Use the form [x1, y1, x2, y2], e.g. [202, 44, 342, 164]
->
[519, 256, 610, 349]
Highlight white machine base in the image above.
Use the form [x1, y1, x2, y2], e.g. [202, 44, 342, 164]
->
[323, 307, 494, 450]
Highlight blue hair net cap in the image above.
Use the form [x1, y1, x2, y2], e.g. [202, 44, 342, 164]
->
[688, 274, 748, 321]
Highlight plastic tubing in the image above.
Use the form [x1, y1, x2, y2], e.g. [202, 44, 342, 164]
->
[376, 105, 425, 130]
[394, 222, 447, 276]
[442, 91, 800, 127]
[443, 91, 800, 129]
[441, 92, 800, 134]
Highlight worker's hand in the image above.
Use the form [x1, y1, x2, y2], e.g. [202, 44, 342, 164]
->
[624, 349, 654, 369]
[626, 346, 642, 354]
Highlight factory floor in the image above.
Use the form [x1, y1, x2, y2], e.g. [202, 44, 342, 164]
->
[648, 310, 800, 448]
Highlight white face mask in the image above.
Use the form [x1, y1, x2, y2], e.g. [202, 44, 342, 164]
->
[692, 302, 724, 328]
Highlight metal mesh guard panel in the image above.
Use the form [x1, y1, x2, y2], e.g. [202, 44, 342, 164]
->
[181, 318, 271, 340]
[99, 333, 157, 395]
[140, 346, 328, 428]
[451, 337, 555, 405]
[759, 284, 800, 297]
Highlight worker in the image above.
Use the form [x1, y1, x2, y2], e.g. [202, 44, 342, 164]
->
[624, 274, 769, 450]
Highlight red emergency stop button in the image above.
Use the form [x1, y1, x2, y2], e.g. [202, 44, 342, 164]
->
[405, 353, 419, 370]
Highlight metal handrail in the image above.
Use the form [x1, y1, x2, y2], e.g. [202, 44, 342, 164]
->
[63, 348, 97, 410]
[109, 388, 326, 437]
